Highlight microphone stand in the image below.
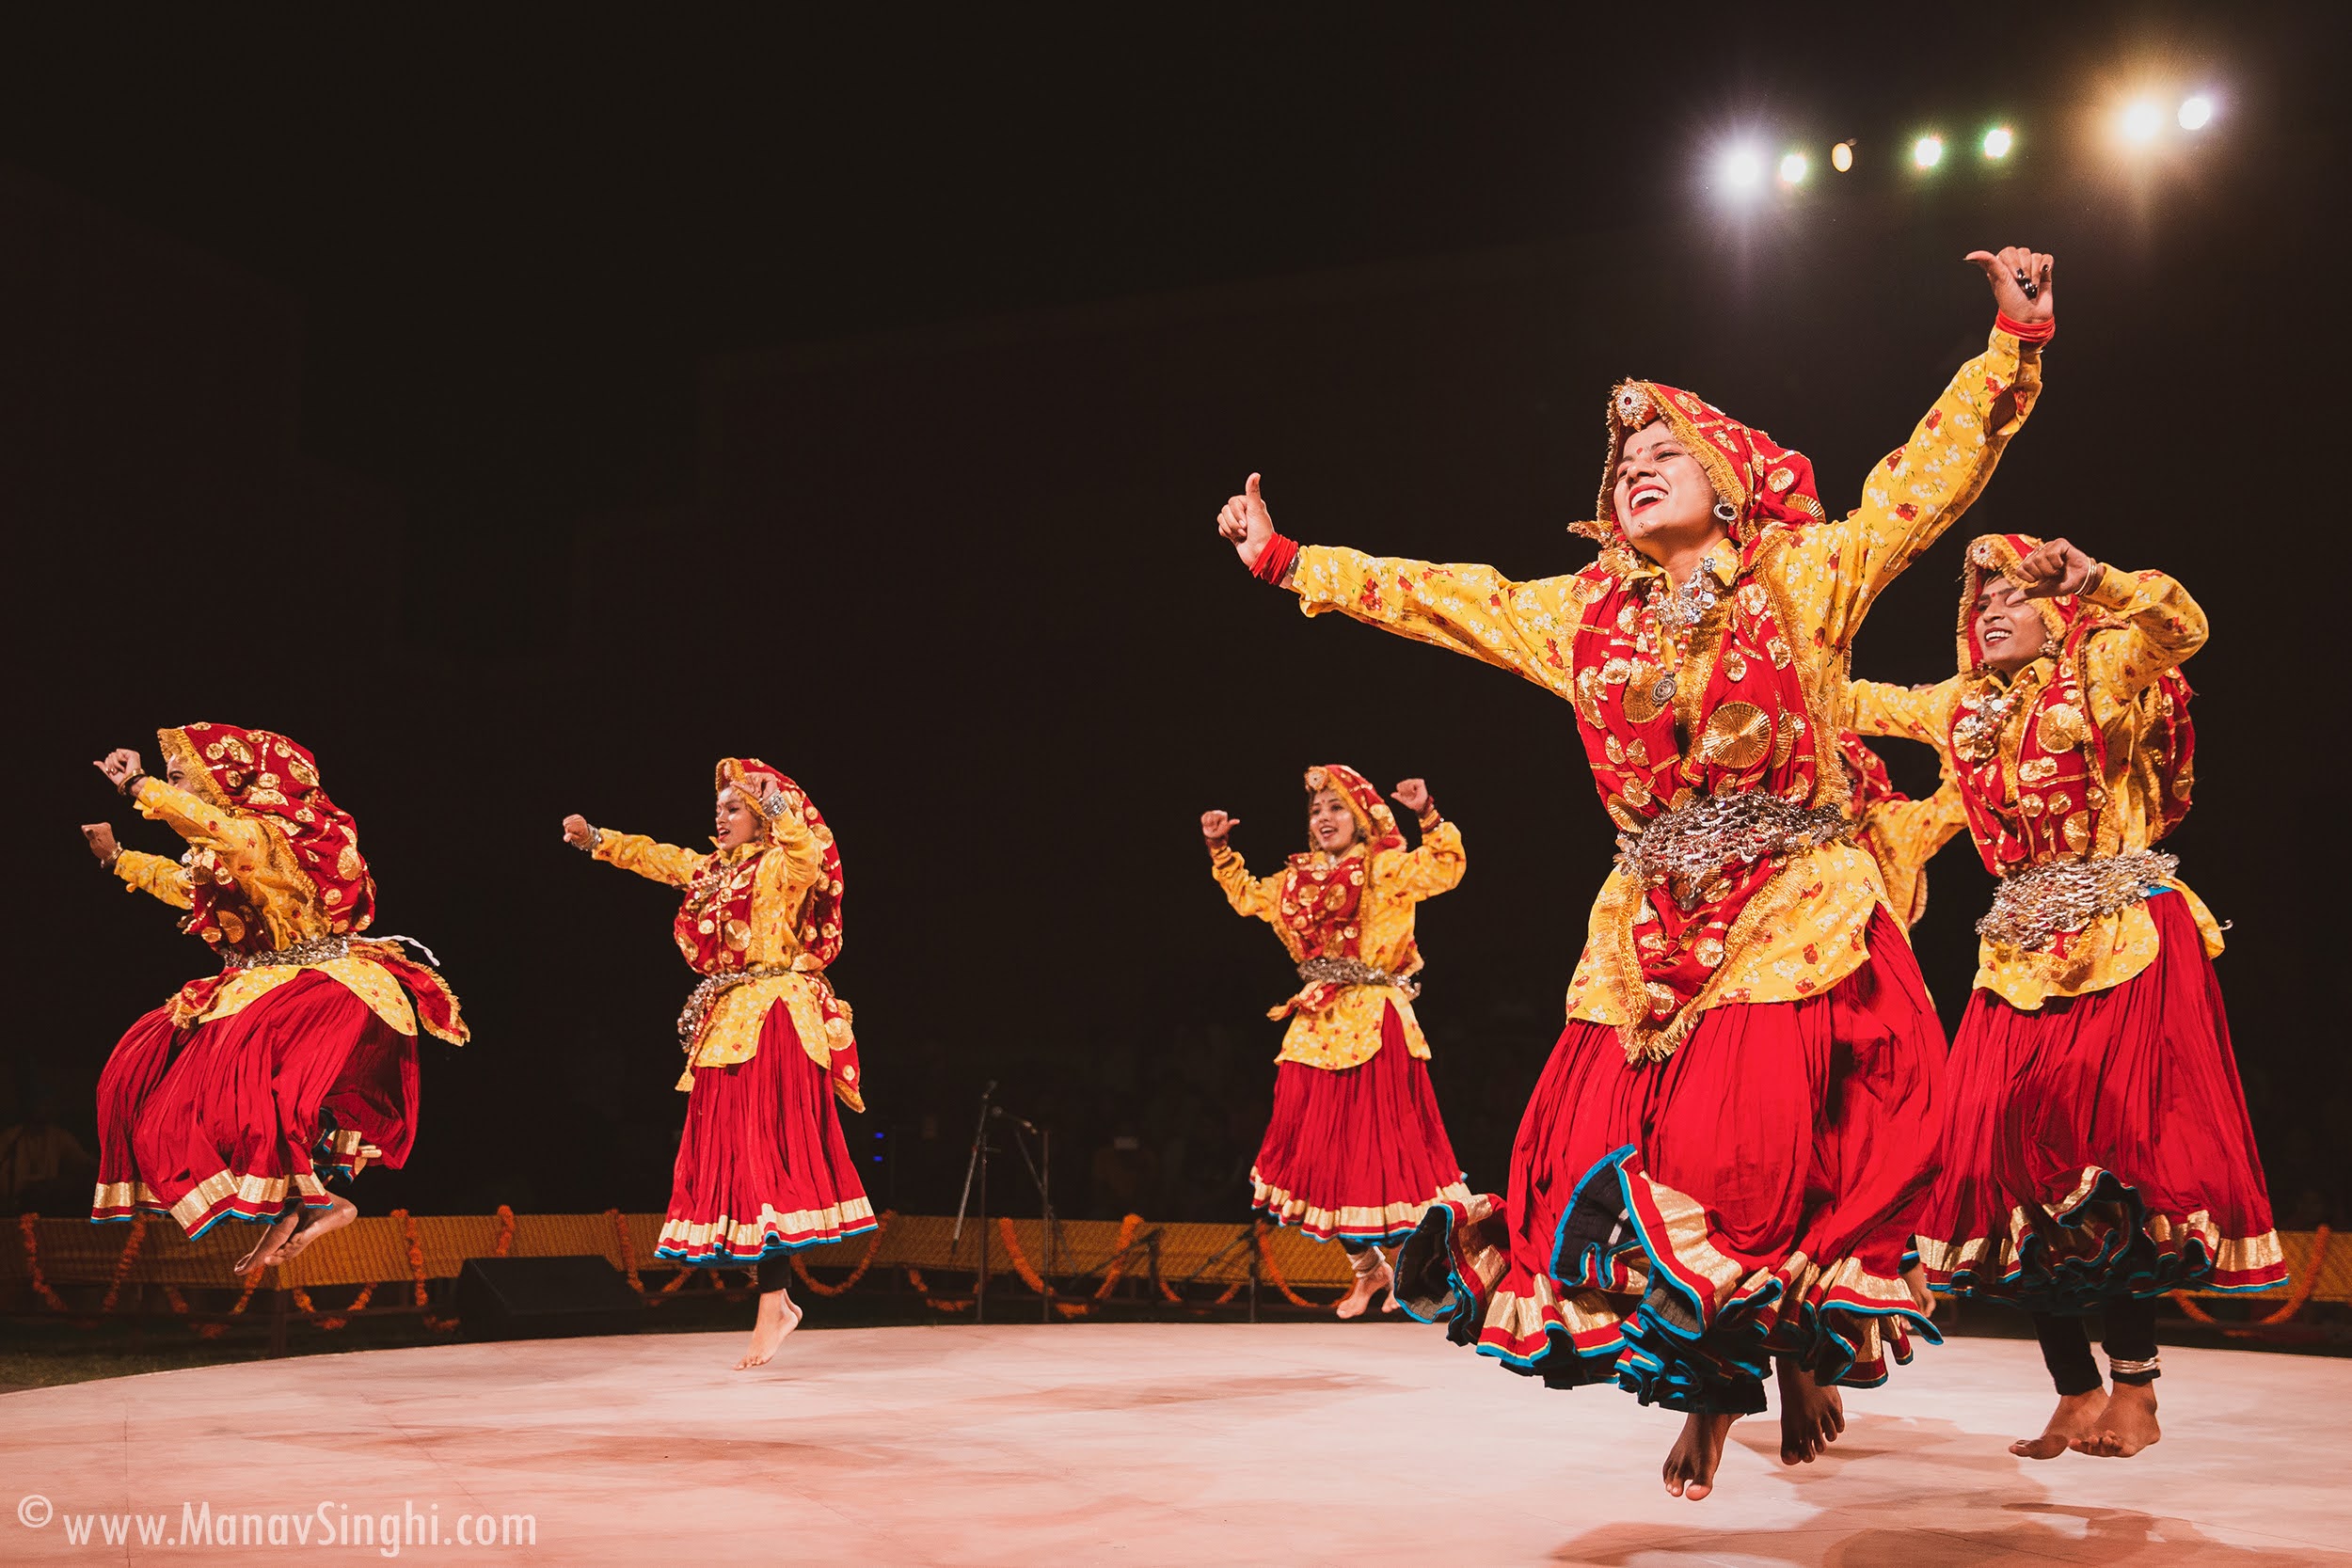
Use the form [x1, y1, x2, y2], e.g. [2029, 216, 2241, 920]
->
[991, 1105, 1056, 1323]
[951, 1081, 994, 1323]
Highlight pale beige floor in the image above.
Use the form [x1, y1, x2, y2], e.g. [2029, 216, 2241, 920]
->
[2, 1323, 2342, 1565]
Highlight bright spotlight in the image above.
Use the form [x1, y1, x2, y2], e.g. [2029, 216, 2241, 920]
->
[1912, 135, 1944, 169]
[1982, 126, 2013, 159]
[1831, 139, 1854, 173]
[1779, 151, 1808, 184]
[2179, 94, 2214, 130]
[2121, 101, 2163, 142]
[1723, 148, 1763, 190]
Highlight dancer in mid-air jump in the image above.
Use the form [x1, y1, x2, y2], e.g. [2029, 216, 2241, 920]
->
[1202, 765, 1471, 1317]
[564, 758, 871, 1370]
[86, 724, 466, 1274]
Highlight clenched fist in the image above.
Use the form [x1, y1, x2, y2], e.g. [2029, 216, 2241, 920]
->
[2004, 537, 2103, 599]
[1200, 809, 1241, 851]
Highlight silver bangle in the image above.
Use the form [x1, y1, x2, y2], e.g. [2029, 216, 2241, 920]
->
[575, 825, 602, 853]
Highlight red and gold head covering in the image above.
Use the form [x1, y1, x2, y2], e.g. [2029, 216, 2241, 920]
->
[1957, 532, 2085, 673]
[1577, 380, 1827, 547]
[716, 756, 845, 967]
[1301, 763, 1403, 854]
[1952, 533, 2195, 852]
[156, 723, 373, 945]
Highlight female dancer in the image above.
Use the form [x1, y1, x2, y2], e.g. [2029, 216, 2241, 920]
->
[563, 757, 872, 1370]
[1213, 247, 2052, 1498]
[1850, 534, 2281, 1461]
[1202, 766, 1472, 1317]
[83, 725, 466, 1274]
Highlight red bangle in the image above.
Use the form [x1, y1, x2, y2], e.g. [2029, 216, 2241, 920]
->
[1995, 310, 2055, 344]
[1250, 533, 1301, 585]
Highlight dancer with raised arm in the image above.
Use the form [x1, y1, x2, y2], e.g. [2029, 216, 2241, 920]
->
[1203, 766, 1473, 1317]
[564, 758, 872, 1370]
[1212, 248, 2052, 1498]
[84, 725, 467, 1274]
[1850, 535, 2281, 1462]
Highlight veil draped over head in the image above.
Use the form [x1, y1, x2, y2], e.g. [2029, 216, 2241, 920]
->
[1577, 379, 1826, 548]
[156, 722, 373, 948]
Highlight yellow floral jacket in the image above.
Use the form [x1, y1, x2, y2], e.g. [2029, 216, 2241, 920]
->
[1851, 565, 2222, 1006]
[1211, 817, 1467, 1069]
[1286, 328, 2039, 1048]
[594, 815, 852, 1094]
[115, 779, 466, 1044]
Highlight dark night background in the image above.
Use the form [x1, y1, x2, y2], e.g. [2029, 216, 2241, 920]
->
[2, 6, 2343, 1232]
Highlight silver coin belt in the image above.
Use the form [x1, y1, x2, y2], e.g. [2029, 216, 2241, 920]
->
[676, 964, 800, 1051]
[1976, 849, 2179, 952]
[1295, 956, 1422, 999]
[1614, 791, 1852, 911]
[221, 935, 352, 971]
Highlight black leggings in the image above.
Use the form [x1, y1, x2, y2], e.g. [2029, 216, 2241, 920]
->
[2031, 1298, 2160, 1396]
[755, 1253, 796, 1295]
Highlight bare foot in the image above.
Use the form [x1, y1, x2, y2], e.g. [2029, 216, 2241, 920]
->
[1334, 1259, 1394, 1320]
[733, 1289, 803, 1370]
[269, 1195, 358, 1268]
[1774, 1358, 1845, 1465]
[2010, 1388, 2105, 1459]
[233, 1206, 304, 1274]
[2073, 1381, 2161, 1458]
[1662, 1409, 1738, 1499]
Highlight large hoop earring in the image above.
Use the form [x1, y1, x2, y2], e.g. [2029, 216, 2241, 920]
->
[1712, 499, 1739, 526]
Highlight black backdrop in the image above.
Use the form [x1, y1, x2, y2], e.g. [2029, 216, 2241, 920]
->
[3, 6, 2343, 1229]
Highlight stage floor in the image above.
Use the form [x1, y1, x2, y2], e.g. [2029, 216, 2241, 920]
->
[3, 1323, 2343, 1565]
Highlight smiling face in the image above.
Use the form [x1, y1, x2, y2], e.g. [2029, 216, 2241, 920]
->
[1974, 578, 2048, 675]
[713, 785, 764, 848]
[1307, 787, 1361, 854]
[1613, 420, 1726, 561]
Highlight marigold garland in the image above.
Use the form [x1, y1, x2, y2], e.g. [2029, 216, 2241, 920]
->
[606, 1207, 644, 1292]
[1250, 1220, 1342, 1309]
[193, 1267, 265, 1339]
[904, 1266, 973, 1312]
[98, 1213, 150, 1316]
[790, 1211, 890, 1297]
[19, 1212, 72, 1315]
[994, 1215, 1091, 1318]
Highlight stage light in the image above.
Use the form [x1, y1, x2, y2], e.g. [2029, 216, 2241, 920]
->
[1831, 140, 1854, 173]
[2121, 101, 2163, 143]
[1982, 126, 2013, 159]
[2179, 94, 2215, 130]
[1778, 151, 1808, 185]
[1723, 147, 1763, 190]
[1912, 135, 1944, 169]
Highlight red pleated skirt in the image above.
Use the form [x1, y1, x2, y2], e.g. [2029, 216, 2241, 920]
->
[1916, 890, 2284, 1307]
[655, 1000, 877, 1264]
[1249, 1001, 1470, 1245]
[90, 971, 418, 1239]
[1398, 907, 1944, 1414]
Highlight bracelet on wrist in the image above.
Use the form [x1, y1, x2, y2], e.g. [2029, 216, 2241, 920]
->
[1994, 309, 2055, 345]
[1250, 533, 1302, 585]
[118, 770, 150, 798]
[1418, 807, 1442, 830]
